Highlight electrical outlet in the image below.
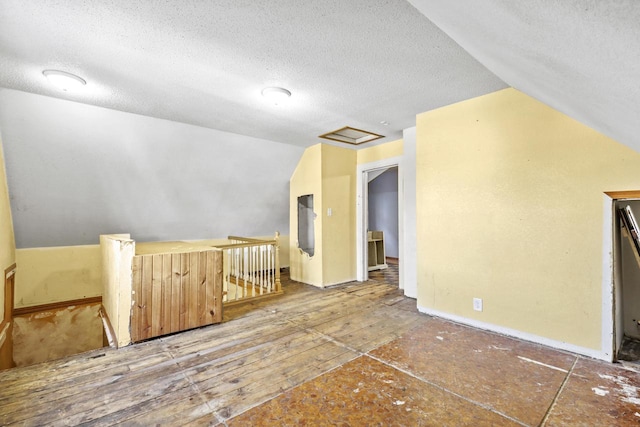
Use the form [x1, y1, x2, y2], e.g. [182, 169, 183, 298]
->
[473, 298, 483, 312]
[327, 207, 332, 216]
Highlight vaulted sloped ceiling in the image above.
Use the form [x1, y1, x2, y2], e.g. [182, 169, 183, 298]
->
[0, 0, 506, 147]
[1, 2, 637, 150]
[409, 0, 640, 153]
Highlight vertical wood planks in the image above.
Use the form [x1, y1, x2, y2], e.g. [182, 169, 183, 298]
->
[197, 251, 207, 326]
[129, 250, 223, 343]
[151, 254, 163, 337]
[205, 251, 214, 324]
[131, 256, 142, 343]
[180, 252, 189, 331]
[213, 250, 223, 323]
[171, 253, 181, 333]
[188, 253, 199, 329]
[162, 254, 172, 335]
[142, 255, 153, 340]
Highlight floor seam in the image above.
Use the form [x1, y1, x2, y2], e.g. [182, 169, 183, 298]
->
[365, 353, 530, 427]
[162, 338, 225, 426]
[539, 356, 578, 426]
[215, 320, 364, 425]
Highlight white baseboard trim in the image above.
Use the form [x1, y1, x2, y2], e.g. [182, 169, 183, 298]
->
[417, 305, 611, 362]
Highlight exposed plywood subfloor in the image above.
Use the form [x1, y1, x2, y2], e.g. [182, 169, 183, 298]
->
[11, 302, 104, 367]
[1, 270, 640, 426]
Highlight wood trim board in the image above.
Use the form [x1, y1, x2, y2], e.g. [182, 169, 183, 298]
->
[13, 296, 103, 317]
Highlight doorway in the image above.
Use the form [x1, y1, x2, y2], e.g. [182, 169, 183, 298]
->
[367, 167, 399, 285]
[612, 198, 640, 362]
[356, 157, 403, 289]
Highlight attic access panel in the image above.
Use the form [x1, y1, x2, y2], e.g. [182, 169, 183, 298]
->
[319, 126, 384, 145]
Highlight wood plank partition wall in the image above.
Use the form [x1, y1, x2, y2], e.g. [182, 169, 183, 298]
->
[130, 249, 223, 343]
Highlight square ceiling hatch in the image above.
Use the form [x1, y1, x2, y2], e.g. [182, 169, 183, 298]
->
[319, 126, 384, 145]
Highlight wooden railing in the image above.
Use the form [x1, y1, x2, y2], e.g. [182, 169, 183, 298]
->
[101, 232, 279, 347]
[215, 232, 281, 304]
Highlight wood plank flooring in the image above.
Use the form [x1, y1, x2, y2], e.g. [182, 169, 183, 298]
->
[0, 271, 422, 426]
[3, 266, 640, 426]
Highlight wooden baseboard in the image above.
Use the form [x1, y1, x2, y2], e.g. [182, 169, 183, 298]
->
[13, 296, 103, 317]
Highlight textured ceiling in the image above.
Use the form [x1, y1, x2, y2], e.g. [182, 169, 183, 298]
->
[0, 0, 506, 147]
[2, 2, 635, 151]
[409, 0, 640, 153]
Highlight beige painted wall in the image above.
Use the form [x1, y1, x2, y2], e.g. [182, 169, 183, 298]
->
[416, 88, 640, 351]
[289, 144, 358, 287]
[290, 144, 323, 286]
[0, 134, 16, 321]
[357, 139, 403, 164]
[321, 144, 357, 286]
[15, 245, 102, 308]
[100, 234, 134, 347]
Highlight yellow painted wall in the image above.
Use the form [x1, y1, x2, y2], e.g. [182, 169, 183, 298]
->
[289, 144, 323, 286]
[416, 88, 640, 350]
[289, 144, 358, 287]
[15, 245, 102, 308]
[321, 144, 357, 285]
[357, 139, 403, 164]
[100, 234, 134, 347]
[0, 135, 16, 321]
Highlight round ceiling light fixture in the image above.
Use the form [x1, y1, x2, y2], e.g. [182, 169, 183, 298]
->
[42, 69, 87, 92]
[261, 86, 291, 105]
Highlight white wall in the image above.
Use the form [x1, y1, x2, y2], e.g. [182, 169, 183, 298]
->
[402, 127, 417, 298]
[368, 167, 399, 257]
[0, 89, 304, 248]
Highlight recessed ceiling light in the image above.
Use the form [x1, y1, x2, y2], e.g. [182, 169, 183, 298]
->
[42, 69, 86, 92]
[261, 87, 291, 105]
[380, 120, 389, 126]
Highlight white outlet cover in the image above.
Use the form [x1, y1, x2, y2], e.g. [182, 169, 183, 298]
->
[473, 298, 483, 312]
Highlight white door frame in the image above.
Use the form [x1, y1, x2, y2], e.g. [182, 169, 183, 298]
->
[356, 156, 403, 288]
[602, 193, 616, 362]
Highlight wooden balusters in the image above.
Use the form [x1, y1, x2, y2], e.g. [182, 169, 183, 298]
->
[216, 232, 282, 304]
